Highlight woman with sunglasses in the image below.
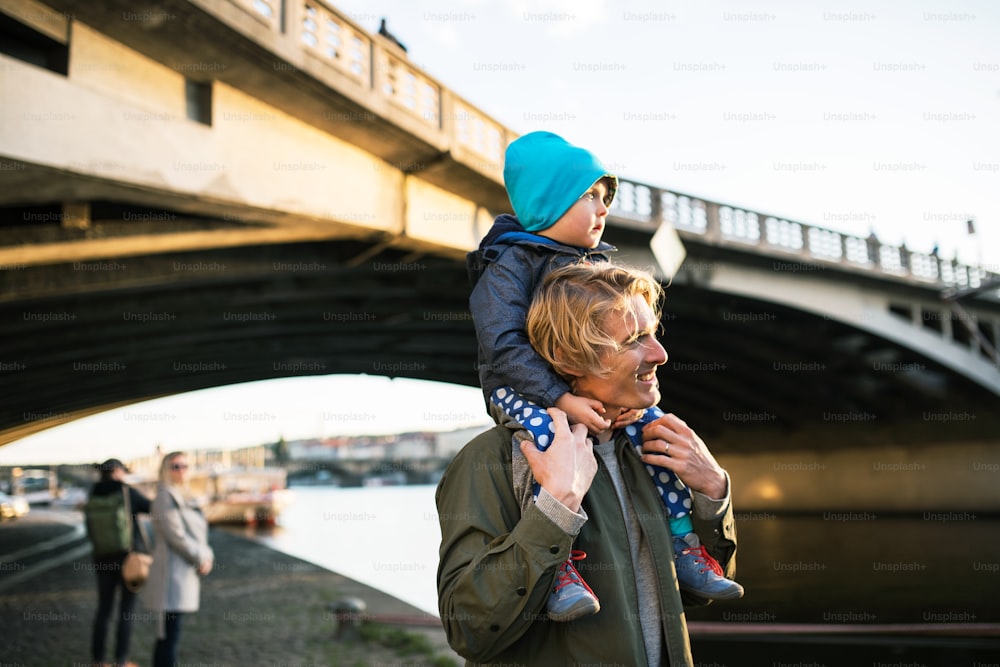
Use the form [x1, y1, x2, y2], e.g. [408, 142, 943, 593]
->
[143, 452, 214, 667]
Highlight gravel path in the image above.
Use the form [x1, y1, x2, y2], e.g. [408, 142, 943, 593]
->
[0, 509, 461, 666]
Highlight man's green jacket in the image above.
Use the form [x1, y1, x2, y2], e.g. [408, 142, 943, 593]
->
[436, 426, 738, 666]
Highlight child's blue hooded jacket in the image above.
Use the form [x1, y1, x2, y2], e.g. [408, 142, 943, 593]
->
[467, 214, 616, 407]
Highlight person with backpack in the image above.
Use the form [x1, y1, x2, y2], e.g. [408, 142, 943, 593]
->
[84, 458, 152, 667]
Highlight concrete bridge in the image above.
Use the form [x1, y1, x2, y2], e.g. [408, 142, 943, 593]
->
[2, 0, 999, 510]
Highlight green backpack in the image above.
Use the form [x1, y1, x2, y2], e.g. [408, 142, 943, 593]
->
[85, 489, 133, 557]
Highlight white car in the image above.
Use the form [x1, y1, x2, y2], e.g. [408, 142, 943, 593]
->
[0, 492, 30, 519]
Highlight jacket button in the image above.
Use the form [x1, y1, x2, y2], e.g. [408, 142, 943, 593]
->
[490, 623, 500, 631]
[516, 586, 527, 596]
[549, 545, 559, 554]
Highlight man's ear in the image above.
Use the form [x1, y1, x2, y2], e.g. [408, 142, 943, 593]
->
[553, 349, 585, 379]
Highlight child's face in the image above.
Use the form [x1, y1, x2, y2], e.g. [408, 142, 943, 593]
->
[538, 180, 611, 249]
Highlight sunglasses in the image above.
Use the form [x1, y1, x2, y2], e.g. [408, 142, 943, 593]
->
[170, 463, 189, 471]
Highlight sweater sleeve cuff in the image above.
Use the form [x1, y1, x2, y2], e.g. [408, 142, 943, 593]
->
[692, 470, 731, 520]
[534, 487, 588, 537]
[539, 380, 573, 408]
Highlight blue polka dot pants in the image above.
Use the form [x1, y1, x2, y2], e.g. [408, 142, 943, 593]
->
[491, 386, 694, 536]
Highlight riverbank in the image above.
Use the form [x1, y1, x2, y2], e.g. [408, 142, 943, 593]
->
[0, 509, 461, 666]
[5, 504, 997, 666]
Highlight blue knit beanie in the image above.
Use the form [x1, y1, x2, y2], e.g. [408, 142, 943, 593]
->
[503, 132, 618, 233]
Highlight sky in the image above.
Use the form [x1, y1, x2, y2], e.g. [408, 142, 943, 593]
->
[2, 0, 998, 465]
[340, 0, 998, 268]
[0, 376, 494, 465]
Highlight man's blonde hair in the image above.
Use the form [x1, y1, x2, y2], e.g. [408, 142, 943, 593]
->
[526, 263, 663, 379]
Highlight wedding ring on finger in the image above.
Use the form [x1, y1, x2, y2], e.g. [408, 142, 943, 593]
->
[663, 442, 671, 455]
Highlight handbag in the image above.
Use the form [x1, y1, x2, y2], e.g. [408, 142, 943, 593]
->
[121, 486, 153, 592]
[122, 550, 153, 592]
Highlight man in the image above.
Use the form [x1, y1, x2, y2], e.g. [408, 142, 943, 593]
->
[436, 262, 738, 666]
[85, 458, 151, 667]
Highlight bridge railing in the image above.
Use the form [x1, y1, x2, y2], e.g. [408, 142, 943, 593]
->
[227, 0, 508, 180]
[221, 0, 989, 291]
[611, 177, 992, 290]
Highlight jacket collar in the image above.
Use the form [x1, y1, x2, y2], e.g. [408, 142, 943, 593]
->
[159, 483, 187, 509]
[480, 214, 617, 256]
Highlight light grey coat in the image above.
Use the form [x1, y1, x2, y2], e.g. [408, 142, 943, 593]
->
[143, 484, 213, 615]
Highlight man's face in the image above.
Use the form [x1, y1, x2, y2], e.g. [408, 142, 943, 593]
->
[573, 295, 668, 414]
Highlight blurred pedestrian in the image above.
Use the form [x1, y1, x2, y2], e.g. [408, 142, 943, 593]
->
[143, 452, 213, 667]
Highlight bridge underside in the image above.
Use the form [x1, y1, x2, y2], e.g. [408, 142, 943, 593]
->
[2, 236, 997, 452]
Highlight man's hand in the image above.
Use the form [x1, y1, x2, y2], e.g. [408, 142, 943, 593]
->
[198, 558, 213, 576]
[554, 392, 611, 434]
[520, 407, 597, 513]
[640, 413, 728, 499]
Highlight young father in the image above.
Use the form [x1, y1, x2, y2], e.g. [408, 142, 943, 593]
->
[436, 262, 739, 666]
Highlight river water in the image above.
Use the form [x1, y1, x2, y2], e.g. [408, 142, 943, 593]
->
[237, 485, 442, 615]
[235, 485, 1000, 626]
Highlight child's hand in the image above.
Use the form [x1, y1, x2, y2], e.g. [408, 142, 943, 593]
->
[555, 393, 612, 435]
[610, 409, 645, 430]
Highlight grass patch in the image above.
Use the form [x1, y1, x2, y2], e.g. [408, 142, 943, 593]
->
[356, 622, 459, 666]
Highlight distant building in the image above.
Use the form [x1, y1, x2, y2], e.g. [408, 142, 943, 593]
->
[287, 425, 490, 462]
[436, 425, 492, 458]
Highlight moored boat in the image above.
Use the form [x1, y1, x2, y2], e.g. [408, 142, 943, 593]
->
[199, 466, 293, 526]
